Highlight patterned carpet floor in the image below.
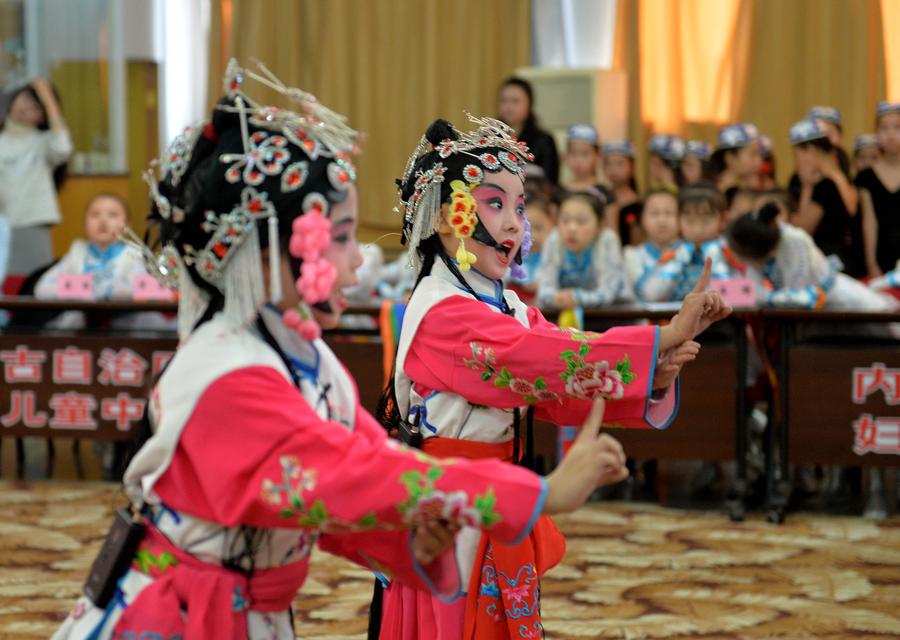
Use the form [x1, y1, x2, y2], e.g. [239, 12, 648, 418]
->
[1, 481, 899, 639]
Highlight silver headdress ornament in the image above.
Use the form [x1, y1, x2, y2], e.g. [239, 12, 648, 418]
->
[396, 112, 534, 271]
[125, 58, 361, 338]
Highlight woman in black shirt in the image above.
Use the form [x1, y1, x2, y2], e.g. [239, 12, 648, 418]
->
[497, 76, 560, 186]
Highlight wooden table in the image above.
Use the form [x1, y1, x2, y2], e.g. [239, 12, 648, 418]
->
[760, 309, 900, 523]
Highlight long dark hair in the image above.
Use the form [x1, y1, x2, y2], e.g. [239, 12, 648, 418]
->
[1, 83, 69, 190]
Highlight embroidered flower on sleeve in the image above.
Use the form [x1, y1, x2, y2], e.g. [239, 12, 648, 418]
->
[398, 464, 500, 528]
[464, 341, 559, 404]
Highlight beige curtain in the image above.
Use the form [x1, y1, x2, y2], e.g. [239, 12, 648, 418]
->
[208, 0, 530, 243]
[615, 0, 887, 187]
[738, 0, 886, 183]
[883, 0, 900, 101]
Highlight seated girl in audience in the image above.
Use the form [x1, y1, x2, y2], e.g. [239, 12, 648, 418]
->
[726, 203, 898, 314]
[536, 189, 631, 308]
[857, 102, 900, 279]
[34, 193, 161, 331]
[602, 140, 642, 244]
[35, 193, 144, 301]
[673, 185, 733, 298]
[624, 188, 684, 302]
[507, 190, 554, 300]
[648, 134, 685, 191]
[854, 134, 880, 174]
[712, 123, 762, 193]
[680, 140, 712, 186]
[789, 118, 860, 276]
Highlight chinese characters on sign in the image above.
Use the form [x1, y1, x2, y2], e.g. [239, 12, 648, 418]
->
[0, 338, 176, 439]
[851, 363, 900, 456]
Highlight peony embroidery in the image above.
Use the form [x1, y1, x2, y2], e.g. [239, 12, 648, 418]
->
[464, 342, 559, 404]
[398, 464, 500, 528]
[559, 330, 636, 401]
[464, 331, 637, 403]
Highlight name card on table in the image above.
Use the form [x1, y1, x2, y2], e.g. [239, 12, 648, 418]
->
[131, 274, 176, 301]
[57, 274, 94, 300]
[711, 277, 756, 307]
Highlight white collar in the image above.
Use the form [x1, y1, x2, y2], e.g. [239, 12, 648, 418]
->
[430, 258, 506, 306]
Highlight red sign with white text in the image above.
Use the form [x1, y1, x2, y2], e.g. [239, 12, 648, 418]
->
[0, 336, 176, 439]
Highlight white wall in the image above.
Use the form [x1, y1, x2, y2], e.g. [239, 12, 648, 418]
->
[532, 0, 618, 69]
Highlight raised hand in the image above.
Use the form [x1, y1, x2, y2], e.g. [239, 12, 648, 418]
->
[663, 257, 732, 350]
[653, 340, 700, 390]
[543, 399, 629, 515]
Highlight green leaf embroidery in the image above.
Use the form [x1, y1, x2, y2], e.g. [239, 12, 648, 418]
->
[290, 494, 304, 510]
[474, 488, 501, 527]
[134, 549, 178, 574]
[481, 371, 492, 381]
[426, 465, 444, 481]
[578, 341, 591, 356]
[298, 499, 329, 527]
[280, 507, 294, 519]
[357, 513, 377, 529]
[560, 349, 576, 360]
[534, 377, 547, 390]
[495, 377, 510, 388]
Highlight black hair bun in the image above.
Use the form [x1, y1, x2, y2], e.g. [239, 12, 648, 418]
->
[425, 119, 458, 146]
[209, 96, 243, 136]
[757, 202, 781, 225]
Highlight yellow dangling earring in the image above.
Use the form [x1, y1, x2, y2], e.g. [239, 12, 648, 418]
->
[447, 180, 478, 271]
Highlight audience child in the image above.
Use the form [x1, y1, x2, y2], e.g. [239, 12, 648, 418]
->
[35, 193, 144, 301]
[34, 193, 153, 330]
[624, 188, 684, 302]
[726, 203, 898, 315]
[857, 102, 900, 278]
[536, 189, 630, 308]
[602, 140, 642, 244]
[808, 105, 853, 179]
[563, 124, 603, 191]
[680, 140, 712, 186]
[789, 118, 861, 276]
[712, 123, 762, 193]
[673, 185, 733, 298]
[648, 134, 686, 191]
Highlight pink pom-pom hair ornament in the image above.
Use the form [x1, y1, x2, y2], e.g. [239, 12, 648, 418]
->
[289, 210, 332, 259]
[282, 307, 321, 341]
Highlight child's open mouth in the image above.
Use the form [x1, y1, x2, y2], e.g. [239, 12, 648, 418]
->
[495, 240, 514, 265]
